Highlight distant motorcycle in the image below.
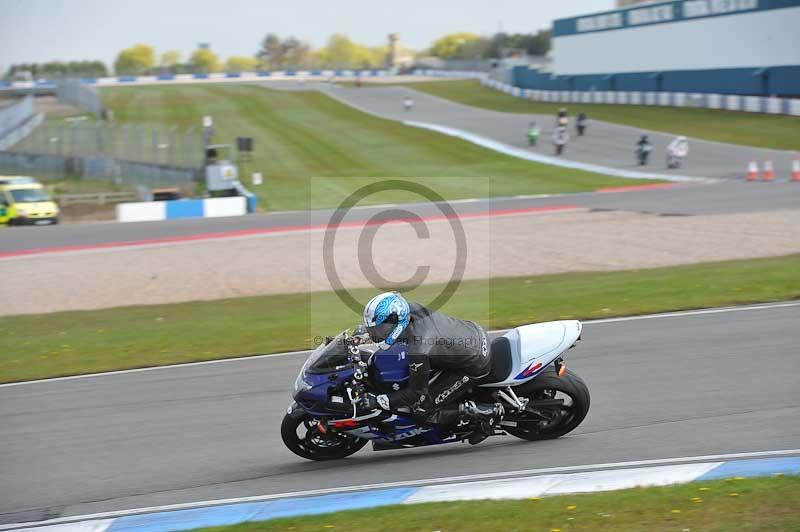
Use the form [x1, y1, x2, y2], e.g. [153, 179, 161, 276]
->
[636, 136, 653, 166]
[575, 113, 587, 137]
[553, 126, 569, 156]
[282, 321, 590, 461]
[527, 124, 540, 147]
[666, 136, 689, 169]
[403, 97, 414, 111]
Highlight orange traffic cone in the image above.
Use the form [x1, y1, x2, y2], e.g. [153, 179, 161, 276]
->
[792, 157, 800, 182]
[762, 160, 775, 181]
[746, 160, 759, 181]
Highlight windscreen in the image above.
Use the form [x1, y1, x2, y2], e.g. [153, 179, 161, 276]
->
[10, 188, 50, 203]
[305, 332, 351, 374]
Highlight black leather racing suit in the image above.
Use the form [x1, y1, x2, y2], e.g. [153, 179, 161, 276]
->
[386, 303, 491, 424]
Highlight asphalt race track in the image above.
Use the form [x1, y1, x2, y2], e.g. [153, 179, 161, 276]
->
[321, 84, 797, 180]
[2, 180, 800, 256]
[1, 303, 798, 525]
[2, 80, 799, 254]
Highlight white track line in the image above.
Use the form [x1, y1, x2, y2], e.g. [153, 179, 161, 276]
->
[1, 300, 797, 389]
[2, 448, 797, 530]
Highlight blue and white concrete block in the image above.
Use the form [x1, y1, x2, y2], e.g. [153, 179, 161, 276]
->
[116, 197, 247, 223]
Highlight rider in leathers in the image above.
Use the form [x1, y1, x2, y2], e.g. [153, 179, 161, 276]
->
[362, 292, 503, 443]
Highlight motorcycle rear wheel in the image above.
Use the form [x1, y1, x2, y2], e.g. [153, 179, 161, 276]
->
[504, 368, 590, 441]
[281, 413, 368, 461]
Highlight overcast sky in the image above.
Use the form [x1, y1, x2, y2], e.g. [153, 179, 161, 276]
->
[0, 0, 613, 71]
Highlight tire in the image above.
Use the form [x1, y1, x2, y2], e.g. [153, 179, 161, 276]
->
[281, 413, 368, 461]
[505, 368, 590, 441]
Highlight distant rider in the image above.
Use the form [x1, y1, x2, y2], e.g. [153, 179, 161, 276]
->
[403, 97, 414, 111]
[552, 125, 569, 155]
[636, 134, 652, 166]
[361, 292, 504, 444]
[576, 112, 587, 136]
[666, 136, 689, 168]
[527, 121, 540, 147]
[557, 107, 568, 127]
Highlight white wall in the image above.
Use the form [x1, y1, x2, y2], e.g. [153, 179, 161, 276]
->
[553, 7, 800, 75]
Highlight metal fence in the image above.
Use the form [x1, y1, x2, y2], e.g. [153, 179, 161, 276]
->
[0, 151, 68, 179]
[10, 121, 204, 168]
[80, 157, 199, 186]
[0, 151, 199, 186]
[56, 79, 102, 117]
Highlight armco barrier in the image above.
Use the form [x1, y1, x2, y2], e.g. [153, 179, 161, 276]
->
[116, 196, 247, 223]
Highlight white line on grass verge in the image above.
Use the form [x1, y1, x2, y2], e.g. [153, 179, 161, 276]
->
[1, 301, 797, 389]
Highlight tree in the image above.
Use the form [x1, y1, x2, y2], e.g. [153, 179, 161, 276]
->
[114, 44, 156, 75]
[256, 33, 283, 68]
[256, 34, 312, 69]
[226, 55, 258, 72]
[281, 37, 311, 69]
[429, 32, 481, 59]
[190, 48, 221, 73]
[160, 50, 182, 67]
[526, 29, 551, 56]
[314, 34, 383, 68]
[485, 30, 551, 58]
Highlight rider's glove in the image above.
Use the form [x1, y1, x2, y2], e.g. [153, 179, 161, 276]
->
[361, 393, 390, 411]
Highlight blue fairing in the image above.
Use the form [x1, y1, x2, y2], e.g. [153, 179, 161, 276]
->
[292, 335, 456, 447]
[295, 368, 353, 414]
[372, 343, 410, 385]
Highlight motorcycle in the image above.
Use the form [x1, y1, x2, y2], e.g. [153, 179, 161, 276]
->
[527, 127, 539, 147]
[282, 320, 590, 461]
[552, 127, 569, 156]
[666, 137, 689, 169]
[666, 153, 684, 169]
[636, 143, 653, 166]
[576, 115, 587, 137]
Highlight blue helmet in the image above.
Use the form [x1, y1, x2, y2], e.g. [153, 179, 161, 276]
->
[363, 292, 410, 350]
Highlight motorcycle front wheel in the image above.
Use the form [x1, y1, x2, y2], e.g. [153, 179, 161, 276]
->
[281, 413, 369, 461]
[504, 368, 590, 441]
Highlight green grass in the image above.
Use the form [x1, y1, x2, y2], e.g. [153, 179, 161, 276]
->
[1, 254, 798, 383]
[396, 79, 800, 151]
[195, 476, 800, 532]
[42, 176, 135, 196]
[95, 84, 649, 211]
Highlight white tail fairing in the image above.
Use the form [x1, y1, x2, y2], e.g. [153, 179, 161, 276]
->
[481, 320, 582, 387]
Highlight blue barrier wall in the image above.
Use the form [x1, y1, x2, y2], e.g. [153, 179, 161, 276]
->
[512, 65, 800, 96]
[165, 200, 204, 219]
